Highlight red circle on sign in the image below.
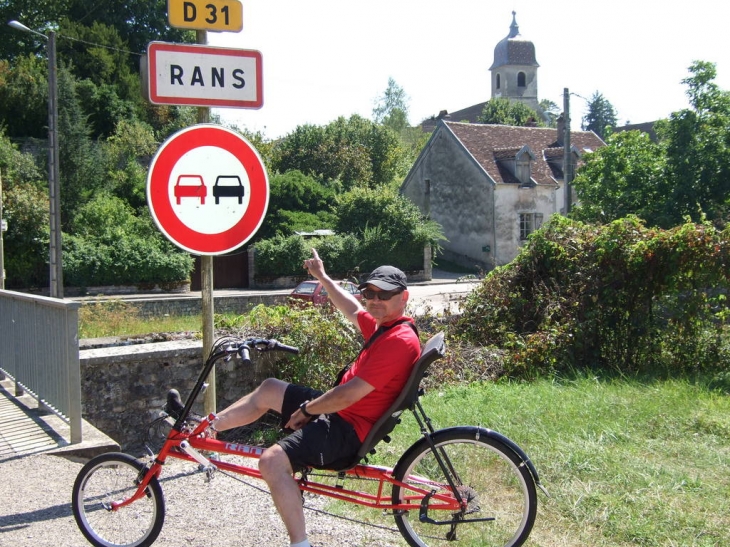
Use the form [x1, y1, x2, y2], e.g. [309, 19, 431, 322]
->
[147, 125, 269, 255]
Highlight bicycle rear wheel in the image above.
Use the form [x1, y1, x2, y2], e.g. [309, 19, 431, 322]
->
[72, 452, 165, 547]
[391, 427, 537, 547]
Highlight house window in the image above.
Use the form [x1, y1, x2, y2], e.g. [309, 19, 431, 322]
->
[519, 213, 543, 240]
[516, 159, 530, 184]
[517, 72, 526, 87]
[496, 74, 501, 89]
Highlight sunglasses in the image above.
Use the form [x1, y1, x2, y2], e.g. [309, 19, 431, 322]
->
[361, 289, 403, 301]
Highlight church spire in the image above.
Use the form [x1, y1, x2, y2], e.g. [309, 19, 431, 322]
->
[509, 11, 519, 38]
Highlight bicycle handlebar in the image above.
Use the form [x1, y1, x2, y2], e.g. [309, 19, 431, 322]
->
[216, 337, 300, 367]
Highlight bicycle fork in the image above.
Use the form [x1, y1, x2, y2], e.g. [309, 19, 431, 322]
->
[408, 401, 496, 541]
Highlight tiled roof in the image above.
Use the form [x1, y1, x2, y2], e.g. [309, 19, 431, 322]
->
[491, 38, 539, 69]
[443, 121, 605, 185]
[489, 13, 539, 69]
[420, 102, 488, 132]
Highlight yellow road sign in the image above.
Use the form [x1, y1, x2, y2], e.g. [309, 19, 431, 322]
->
[168, 0, 243, 32]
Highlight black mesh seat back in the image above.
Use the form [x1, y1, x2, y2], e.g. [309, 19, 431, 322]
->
[355, 332, 445, 460]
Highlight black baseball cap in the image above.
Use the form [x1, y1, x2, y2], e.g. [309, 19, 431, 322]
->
[358, 266, 408, 291]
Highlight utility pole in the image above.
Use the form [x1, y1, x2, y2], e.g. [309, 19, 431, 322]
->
[8, 21, 63, 297]
[197, 29, 216, 416]
[563, 88, 573, 215]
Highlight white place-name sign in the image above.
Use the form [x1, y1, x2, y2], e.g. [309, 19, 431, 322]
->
[145, 42, 263, 109]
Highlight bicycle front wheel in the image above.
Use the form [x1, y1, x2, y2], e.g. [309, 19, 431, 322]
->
[391, 427, 537, 547]
[72, 452, 165, 547]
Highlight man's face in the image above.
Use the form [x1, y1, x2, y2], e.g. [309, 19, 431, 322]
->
[362, 285, 408, 323]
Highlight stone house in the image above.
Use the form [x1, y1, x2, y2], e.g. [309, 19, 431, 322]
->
[400, 120, 605, 271]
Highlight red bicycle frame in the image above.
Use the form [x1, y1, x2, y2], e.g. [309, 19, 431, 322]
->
[122, 413, 463, 515]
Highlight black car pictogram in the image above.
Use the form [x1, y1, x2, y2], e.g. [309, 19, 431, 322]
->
[213, 175, 245, 204]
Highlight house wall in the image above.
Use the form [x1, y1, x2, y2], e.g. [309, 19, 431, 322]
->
[494, 184, 557, 264]
[402, 131, 495, 271]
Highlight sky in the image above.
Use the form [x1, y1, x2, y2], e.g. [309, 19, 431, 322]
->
[208, 0, 730, 139]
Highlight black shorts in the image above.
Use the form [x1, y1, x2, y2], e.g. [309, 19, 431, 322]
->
[277, 384, 362, 471]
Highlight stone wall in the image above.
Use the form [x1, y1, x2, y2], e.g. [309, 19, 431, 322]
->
[79, 340, 278, 450]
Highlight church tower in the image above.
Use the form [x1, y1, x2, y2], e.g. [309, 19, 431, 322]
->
[489, 12, 540, 113]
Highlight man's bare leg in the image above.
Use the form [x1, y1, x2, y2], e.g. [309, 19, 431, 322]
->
[259, 444, 308, 545]
[214, 378, 289, 431]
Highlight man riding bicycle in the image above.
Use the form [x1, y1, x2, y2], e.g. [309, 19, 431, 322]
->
[212, 249, 421, 547]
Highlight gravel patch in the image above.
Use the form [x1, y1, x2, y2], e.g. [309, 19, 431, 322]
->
[1, 452, 408, 547]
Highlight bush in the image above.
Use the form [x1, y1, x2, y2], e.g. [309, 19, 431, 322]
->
[253, 235, 310, 277]
[454, 216, 730, 379]
[224, 304, 362, 390]
[2, 183, 49, 288]
[63, 194, 193, 287]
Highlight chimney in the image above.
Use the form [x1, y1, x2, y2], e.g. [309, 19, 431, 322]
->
[556, 114, 565, 146]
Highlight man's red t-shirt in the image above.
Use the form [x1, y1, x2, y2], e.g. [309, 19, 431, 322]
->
[337, 311, 421, 442]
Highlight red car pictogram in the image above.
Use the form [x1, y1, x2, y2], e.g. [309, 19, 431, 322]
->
[174, 175, 207, 205]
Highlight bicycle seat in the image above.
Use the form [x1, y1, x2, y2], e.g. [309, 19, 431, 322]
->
[335, 332, 446, 470]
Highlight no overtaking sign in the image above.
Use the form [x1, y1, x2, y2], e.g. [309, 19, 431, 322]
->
[147, 124, 269, 255]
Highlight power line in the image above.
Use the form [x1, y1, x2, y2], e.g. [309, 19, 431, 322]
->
[60, 33, 143, 57]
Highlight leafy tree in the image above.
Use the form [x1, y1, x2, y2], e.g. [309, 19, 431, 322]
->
[256, 170, 337, 239]
[478, 97, 543, 126]
[334, 187, 444, 269]
[56, 64, 105, 226]
[64, 0, 193, 59]
[228, 125, 276, 175]
[101, 119, 158, 211]
[539, 99, 560, 127]
[3, 183, 50, 288]
[59, 19, 141, 138]
[0, 128, 43, 187]
[0, 1, 72, 60]
[571, 130, 666, 225]
[268, 170, 335, 214]
[659, 61, 730, 227]
[573, 62, 730, 229]
[0, 55, 49, 139]
[373, 77, 410, 133]
[0, 130, 48, 288]
[273, 115, 402, 189]
[582, 91, 618, 139]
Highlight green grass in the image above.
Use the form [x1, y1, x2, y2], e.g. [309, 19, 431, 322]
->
[78, 308, 203, 339]
[77, 299, 231, 338]
[363, 377, 729, 547]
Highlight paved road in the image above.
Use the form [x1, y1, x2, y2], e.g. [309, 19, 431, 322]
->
[407, 279, 479, 316]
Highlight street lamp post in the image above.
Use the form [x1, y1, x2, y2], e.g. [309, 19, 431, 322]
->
[8, 20, 63, 298]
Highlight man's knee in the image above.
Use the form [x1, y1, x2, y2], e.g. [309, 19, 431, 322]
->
[251, 378, 287, 408]
[259, 444, 291, 480]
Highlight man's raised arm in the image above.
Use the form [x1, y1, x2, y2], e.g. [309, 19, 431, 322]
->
[303, 248, 363, 328]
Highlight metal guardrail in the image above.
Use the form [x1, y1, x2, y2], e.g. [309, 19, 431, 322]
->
[0, 289, 82, 443]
